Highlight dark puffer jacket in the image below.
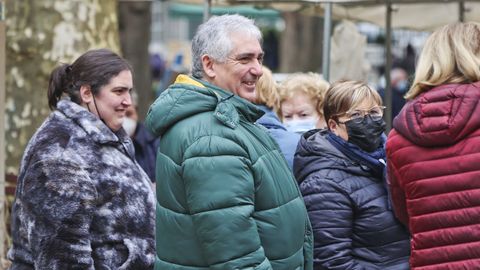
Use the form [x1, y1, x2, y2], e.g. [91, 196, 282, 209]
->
[8, 100, 156, 270]
[387, 82, 480, 269]
[132, 122, 160, 182]
[294, 129, 410, 270]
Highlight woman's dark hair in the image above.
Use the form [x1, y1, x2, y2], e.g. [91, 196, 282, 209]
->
[47, 48, 133, 110]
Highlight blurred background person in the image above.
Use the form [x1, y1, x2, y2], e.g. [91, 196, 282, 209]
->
[394, 43, 417, 78]
[254, 66, 300, 170]
[278, 72, 329, 133]
[378, 67, 409, 121]
[295, 80, 410, 269]
[123, 91, 159, 184]
[156, 53, 189, 96]
[8, 49, 155, 269]
[387, 22, 480, 270]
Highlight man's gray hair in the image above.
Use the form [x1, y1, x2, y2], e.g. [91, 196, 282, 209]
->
[191, 14, 262, 79]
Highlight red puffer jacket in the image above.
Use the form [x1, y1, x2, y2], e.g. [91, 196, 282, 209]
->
[386, 82, 480, 270]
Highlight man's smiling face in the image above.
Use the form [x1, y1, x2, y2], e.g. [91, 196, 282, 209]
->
[207, 32, 264, 102]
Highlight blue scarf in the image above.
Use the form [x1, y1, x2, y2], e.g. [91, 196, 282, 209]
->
[326, 131, 394, 210]
[326, 131, 386, 179]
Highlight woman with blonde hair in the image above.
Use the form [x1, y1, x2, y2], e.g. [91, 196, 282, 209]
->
[386, 22, 480, 269]
[294, 80, 410, 269]
[254, 66, 300, 170]
[279, 72, 329, 133]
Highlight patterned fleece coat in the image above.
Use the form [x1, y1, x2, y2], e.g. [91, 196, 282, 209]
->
[7, 99, 156, 270]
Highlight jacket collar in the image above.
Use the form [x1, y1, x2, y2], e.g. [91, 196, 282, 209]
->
[294, 129, 372, 183]
[146, 75, 265, 137]
[56, 99, 130, 145]
[178, 75, 264, 128]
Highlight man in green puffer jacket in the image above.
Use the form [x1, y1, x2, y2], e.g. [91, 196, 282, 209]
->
[146, 14, 313, 270]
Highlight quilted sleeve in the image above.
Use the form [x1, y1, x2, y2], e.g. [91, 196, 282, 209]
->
[387, 159, 409, 227]
[20, 159, 97, 269]
[385, 130, 410, 227]
[300, 175, 366, 270]
[181, 135, 272, 270]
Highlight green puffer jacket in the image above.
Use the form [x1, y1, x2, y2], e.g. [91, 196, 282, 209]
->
[146, 75, 313, 270]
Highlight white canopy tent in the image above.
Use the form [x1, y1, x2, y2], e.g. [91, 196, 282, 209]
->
[184, 0, 480, 29]
[172, 0, 480, 129]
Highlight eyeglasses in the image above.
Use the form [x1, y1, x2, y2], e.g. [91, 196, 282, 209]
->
[337, 106, 386, 124]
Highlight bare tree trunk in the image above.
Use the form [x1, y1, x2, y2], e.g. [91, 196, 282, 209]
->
[3, 1, 120, 267]
[279, 12, 324, 73]
[118, 1, 152, 119]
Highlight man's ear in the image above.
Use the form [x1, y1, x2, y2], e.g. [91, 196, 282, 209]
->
[201, 54, 216, 78]
[79, 85, 93, 104]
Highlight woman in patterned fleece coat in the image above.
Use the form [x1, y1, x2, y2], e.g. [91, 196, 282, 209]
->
[7, 49, 156, 269]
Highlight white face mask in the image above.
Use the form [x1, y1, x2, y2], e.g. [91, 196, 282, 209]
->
[122, 117, 137, 137]
[395, 79, 409, 93]
[284, 118, 317, 134]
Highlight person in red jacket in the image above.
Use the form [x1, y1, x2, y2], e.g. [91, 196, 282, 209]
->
[386, 22, 480, 270]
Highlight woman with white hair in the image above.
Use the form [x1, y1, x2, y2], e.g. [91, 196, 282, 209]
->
[278, 72, 330, 133]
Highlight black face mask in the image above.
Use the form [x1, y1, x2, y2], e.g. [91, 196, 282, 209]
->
[344, 115, 386, 152]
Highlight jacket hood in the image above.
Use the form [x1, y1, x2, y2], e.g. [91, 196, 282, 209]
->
[393, 82, 480, 147]
[256, 105, 287, 131]
[294, 129, 370, 184]
[146, 75, 264, 137]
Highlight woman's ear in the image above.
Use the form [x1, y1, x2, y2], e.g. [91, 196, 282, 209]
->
[328, 118, 338, 134]
[79, 85, 93, 104]
[202, 55, 216, 79]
